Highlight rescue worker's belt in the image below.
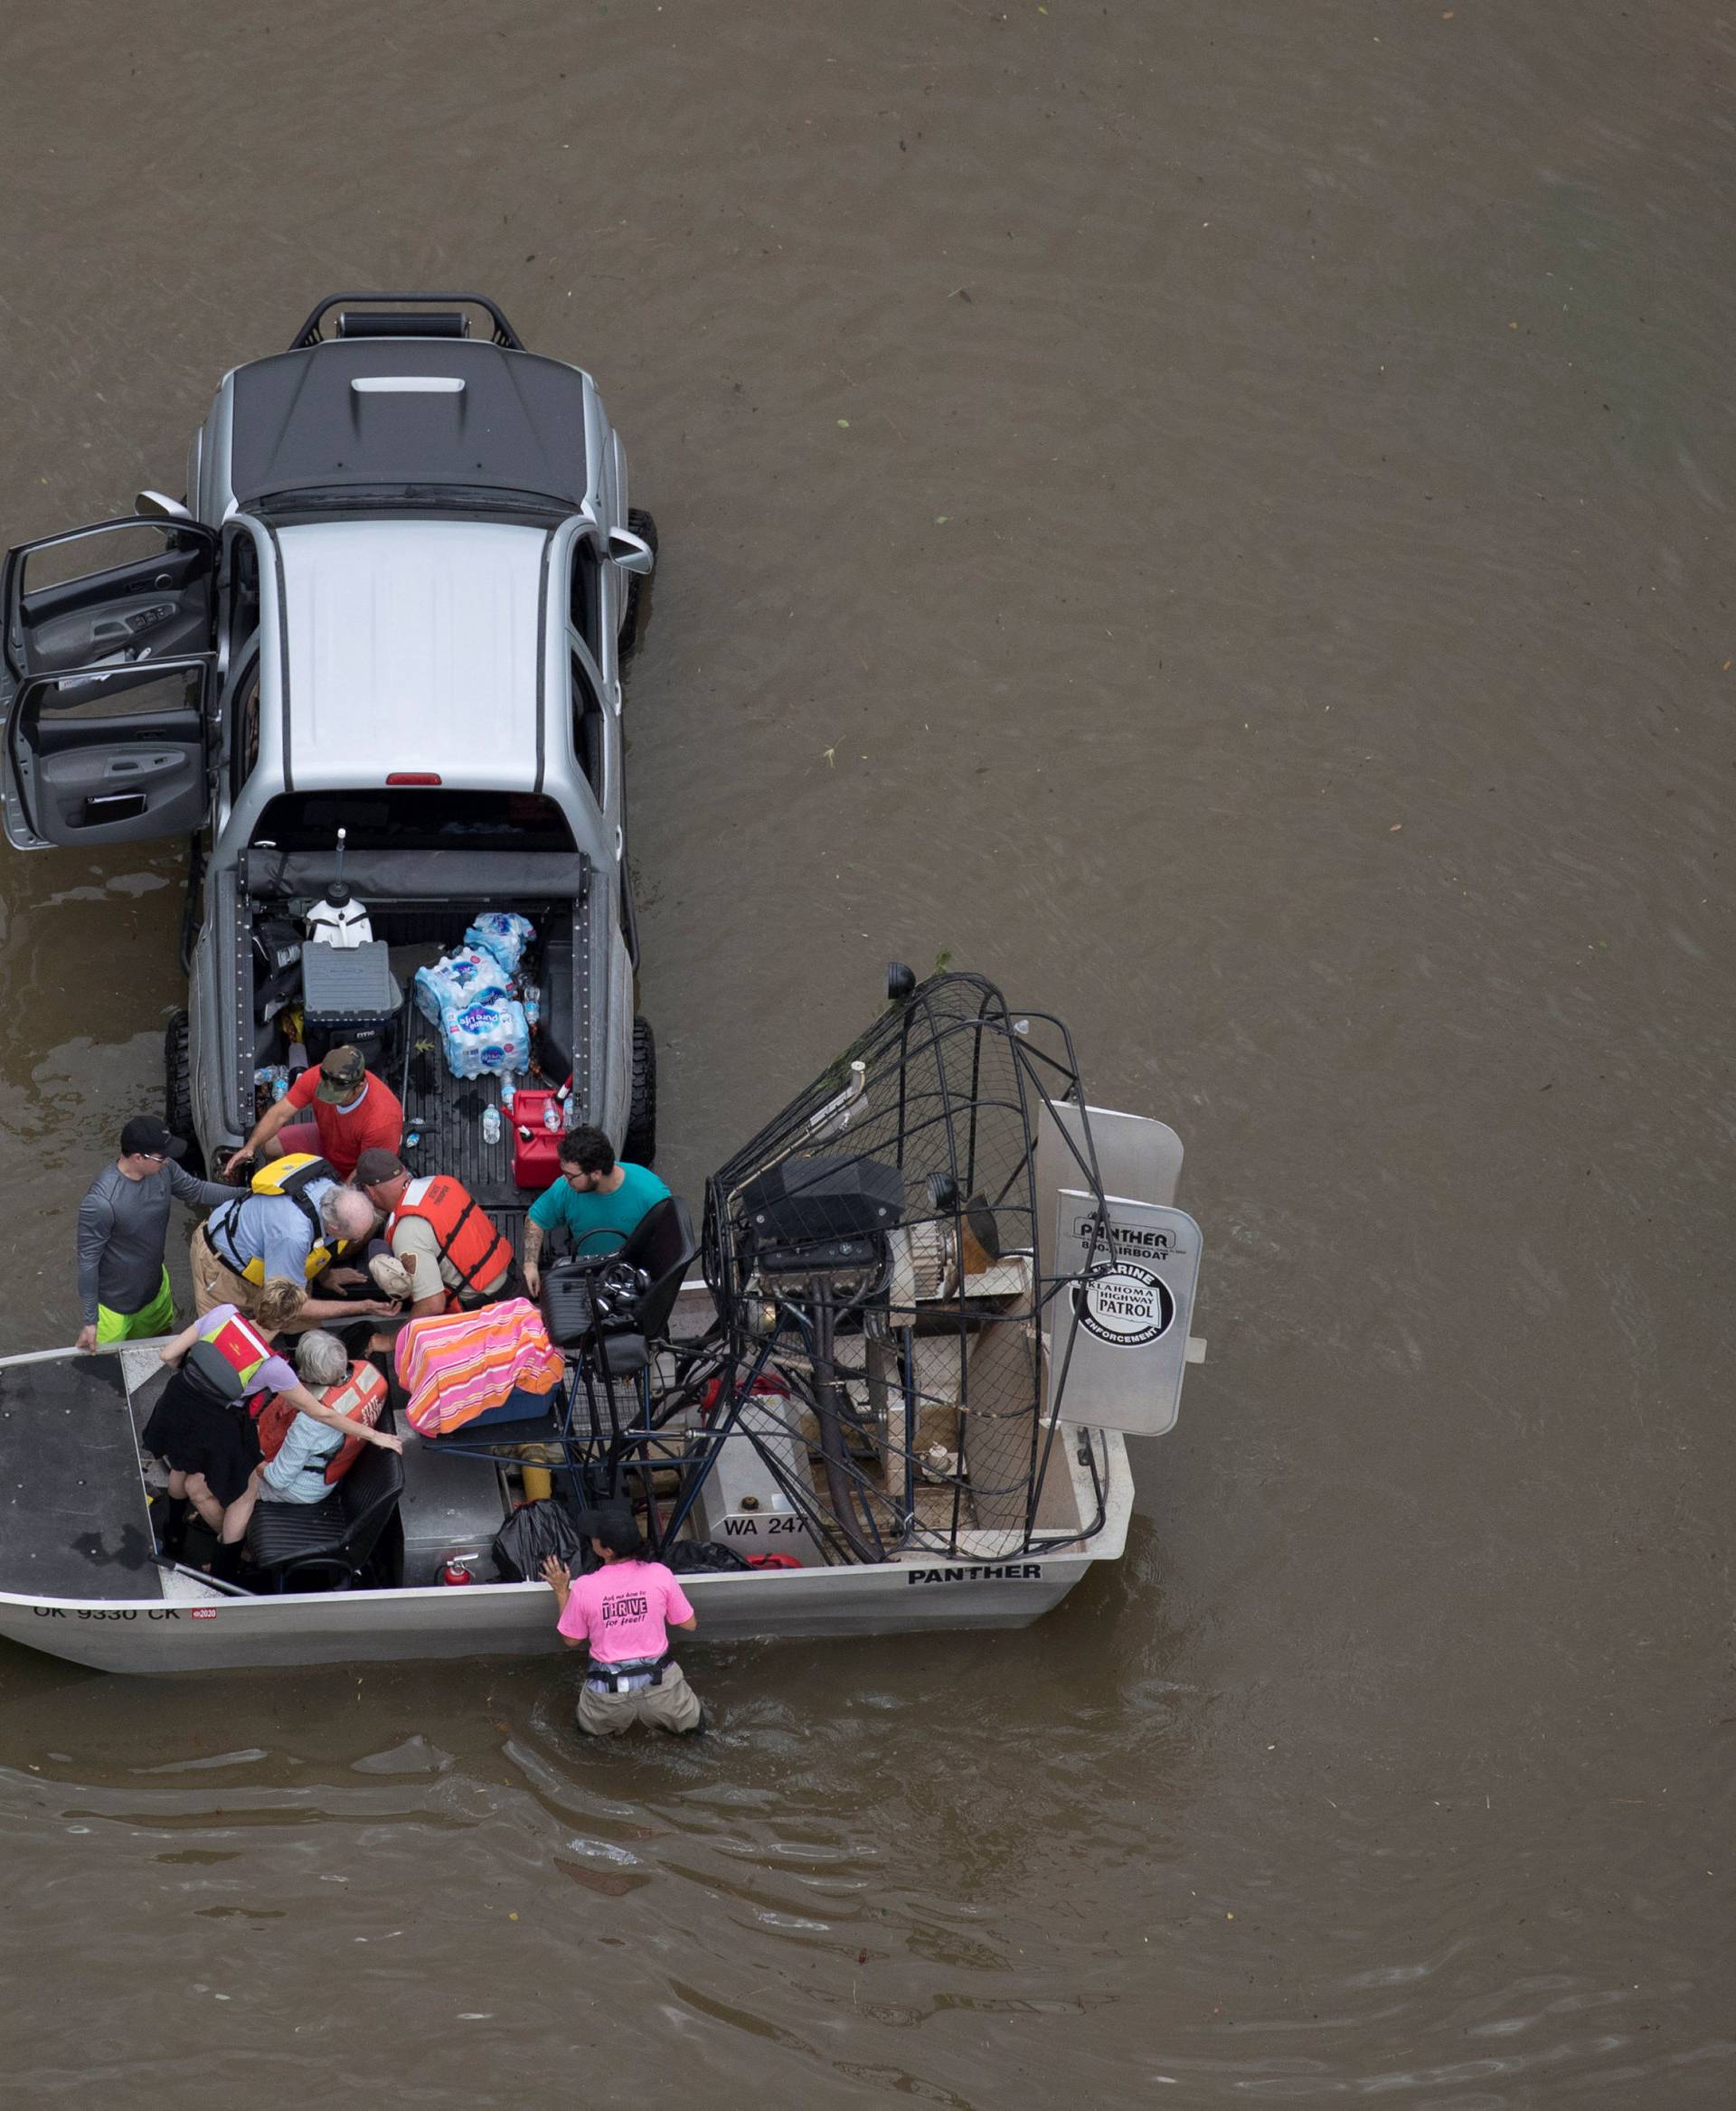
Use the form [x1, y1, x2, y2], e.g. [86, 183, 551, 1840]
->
[585, 1652, 672, 1694]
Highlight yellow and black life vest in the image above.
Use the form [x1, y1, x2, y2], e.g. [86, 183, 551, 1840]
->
[210, 1154, 351, 1284]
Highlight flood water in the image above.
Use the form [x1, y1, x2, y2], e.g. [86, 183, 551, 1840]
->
[2, 4, 1731, 2102]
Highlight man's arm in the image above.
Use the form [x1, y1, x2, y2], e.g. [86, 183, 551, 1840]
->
[74, 1190, 113, 1348]
[169, 1161, 241, 1211]
[297, 1293, 399, 1324]
[221, 1093, 299, 1178]
[521, 1218, 547, 1296]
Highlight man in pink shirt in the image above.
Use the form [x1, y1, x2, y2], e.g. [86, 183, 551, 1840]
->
[542, 1507, 705, 1736]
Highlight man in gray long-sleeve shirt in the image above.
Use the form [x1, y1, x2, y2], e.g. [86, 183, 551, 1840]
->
[75, 1117, 233, 1352]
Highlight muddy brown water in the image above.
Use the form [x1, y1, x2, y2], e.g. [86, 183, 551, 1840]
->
[1, 4, 1730, 2103]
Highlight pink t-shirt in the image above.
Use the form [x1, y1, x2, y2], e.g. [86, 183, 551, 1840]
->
[557, 1559, 694, 1663]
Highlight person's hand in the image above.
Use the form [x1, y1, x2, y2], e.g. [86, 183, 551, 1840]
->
[370, 1430, 404, 1455]
[76, 1324, 99, 1354]
[362, 1298, 401, 1316]
[324, 1266, 366, 1288]
[540, 1557, 569, 1589]
[522, 1261, 541, 1297]
[221, 1146, 252, 1180]
[158, 1339, 181, 1366]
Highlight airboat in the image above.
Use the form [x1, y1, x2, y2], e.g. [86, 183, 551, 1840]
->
[0, 973, 1203, 1673]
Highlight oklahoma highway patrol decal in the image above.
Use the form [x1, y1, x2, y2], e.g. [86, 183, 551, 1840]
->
[1075, 1261, 1175, 1348]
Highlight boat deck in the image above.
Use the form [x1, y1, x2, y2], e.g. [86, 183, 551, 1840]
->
[0, 1356, 163, 1601]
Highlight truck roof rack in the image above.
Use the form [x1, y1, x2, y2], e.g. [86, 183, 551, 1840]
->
[289, 292, 524, 351]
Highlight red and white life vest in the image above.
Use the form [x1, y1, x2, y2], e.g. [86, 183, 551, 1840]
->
[197, 1307, 278, 1394]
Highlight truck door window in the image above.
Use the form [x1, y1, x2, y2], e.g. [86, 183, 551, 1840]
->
[571, 652, 607, 806]
[228, 656, 261, 803]
[569, 541, 601, 655]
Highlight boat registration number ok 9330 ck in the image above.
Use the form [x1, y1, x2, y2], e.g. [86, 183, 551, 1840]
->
[906, 1563, 1044, 1585]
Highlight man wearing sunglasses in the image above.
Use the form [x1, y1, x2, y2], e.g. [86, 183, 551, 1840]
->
[75, 1118, 235, 1353]
[521, 1126, 669, 1298]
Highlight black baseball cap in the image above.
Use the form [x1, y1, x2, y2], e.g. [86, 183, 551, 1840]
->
[576, 1505, 646, 1556]
[121, 1117, 186, 1160]
[353, 1147, 406, 1190]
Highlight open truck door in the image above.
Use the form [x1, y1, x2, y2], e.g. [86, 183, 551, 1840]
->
[0, 517, 219, 850]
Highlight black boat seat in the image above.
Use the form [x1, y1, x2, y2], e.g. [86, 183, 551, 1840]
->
[245, 1440, 404, 1589]
[538, 1197, 698, 1368]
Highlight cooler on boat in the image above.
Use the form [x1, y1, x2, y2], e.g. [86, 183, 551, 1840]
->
[512, 1089, 563, 1191]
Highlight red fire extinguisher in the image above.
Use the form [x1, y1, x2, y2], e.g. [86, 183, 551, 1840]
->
[440, 1559, 475, 1587]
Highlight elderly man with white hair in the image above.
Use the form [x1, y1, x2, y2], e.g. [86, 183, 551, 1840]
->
[191, 1176, 397, 1332]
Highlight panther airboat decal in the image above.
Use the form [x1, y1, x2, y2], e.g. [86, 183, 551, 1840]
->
[907, 1564, 1044, 1585]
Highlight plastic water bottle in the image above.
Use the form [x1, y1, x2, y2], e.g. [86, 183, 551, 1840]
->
[522, 984, 542, 1028]
[500, 1074, 516, 1111]
[481, 1105, 502, 1145]
[542, 1098, 561, 1132]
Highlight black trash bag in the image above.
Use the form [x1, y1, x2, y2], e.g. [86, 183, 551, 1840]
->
[665, 1539, 750, 1574]
[492, 1499, 593, 1582]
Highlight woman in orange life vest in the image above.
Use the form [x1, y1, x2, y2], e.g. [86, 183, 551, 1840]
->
[142, 1281, 402, 1583]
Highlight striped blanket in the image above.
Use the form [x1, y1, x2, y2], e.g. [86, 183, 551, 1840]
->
[394, 1299, 565, 1437]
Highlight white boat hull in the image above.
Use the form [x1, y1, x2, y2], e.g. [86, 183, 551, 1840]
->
[0, 1490, 1127, 1674]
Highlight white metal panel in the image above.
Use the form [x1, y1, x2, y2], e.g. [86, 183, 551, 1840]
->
[278, 521, 546, 788]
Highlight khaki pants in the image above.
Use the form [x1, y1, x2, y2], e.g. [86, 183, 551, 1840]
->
[576, 1659, 703, 1737]
[190, 1226, 322, 1333]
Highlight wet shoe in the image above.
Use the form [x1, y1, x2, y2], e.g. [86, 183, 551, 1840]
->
[370, 1254, 415, 1300]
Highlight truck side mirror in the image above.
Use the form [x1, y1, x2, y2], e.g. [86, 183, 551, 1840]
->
[606, 526, 655, 576]
[136, 491, 193, 523]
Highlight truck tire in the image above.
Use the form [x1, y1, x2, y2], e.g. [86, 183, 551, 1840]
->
[624, 1014, 656, 1164]
[620, 508, 658, 663]
[164, 1009, 204, 1174]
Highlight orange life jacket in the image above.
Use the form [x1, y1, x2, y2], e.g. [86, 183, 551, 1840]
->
[386, 1175, 514, 1300]
[254, 1361, 389, 1485]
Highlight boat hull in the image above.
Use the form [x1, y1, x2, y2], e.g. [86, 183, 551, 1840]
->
[0, 1543, 1114, 1674]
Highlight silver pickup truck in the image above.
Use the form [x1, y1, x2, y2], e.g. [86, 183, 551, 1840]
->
[0, 292, 658, 1205]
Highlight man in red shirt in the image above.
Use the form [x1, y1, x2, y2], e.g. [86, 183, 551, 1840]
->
[222, 1046, 404, 1183]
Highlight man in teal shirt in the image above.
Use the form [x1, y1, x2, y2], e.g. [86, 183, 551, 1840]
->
[521, 1127, 670, 1296]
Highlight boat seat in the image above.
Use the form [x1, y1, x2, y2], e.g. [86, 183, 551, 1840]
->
[539, 1197, 698, 1371]
[245, 1440, 405, 1590]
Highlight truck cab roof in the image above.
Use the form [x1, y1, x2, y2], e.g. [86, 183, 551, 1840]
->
[277, 518, 547, 792]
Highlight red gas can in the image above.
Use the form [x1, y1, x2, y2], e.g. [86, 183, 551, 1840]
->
[511, 1089, 564, 1191]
